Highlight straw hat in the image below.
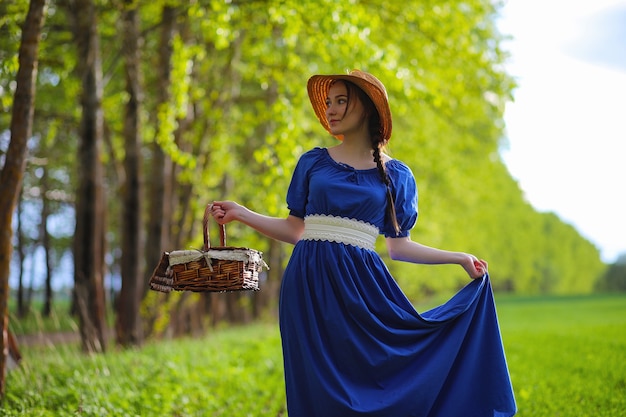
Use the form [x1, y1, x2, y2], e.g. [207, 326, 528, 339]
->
[307, 69, 392, 141]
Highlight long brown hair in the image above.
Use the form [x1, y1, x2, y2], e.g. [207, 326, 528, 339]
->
[340, 80, 401, 235]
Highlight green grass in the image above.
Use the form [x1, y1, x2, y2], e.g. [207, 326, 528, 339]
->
[4, 324, 286, 416]
[3, 293, 626, 416]
[496, 294, 626, 417]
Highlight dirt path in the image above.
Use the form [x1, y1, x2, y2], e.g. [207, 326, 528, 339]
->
[15, 328, 115, 348]
[16, 331, 81, 347]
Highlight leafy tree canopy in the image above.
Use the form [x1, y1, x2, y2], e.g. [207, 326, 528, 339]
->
[1, 0, 606, 299]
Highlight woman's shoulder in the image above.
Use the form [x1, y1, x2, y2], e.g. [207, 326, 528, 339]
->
[302, 146, 326, 156]
[385, 157, 417, 192]
[296, 147, 327, 164]
[292, 147, 327, 173]
[385, 156, 414, 176]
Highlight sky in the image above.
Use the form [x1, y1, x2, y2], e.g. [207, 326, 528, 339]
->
[497, 0, 626, 263]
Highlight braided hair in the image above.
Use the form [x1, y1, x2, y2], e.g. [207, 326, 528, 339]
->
[342, 81, 401, 236]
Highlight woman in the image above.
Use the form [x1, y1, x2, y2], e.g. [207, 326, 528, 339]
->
[211, 70, 516, 416]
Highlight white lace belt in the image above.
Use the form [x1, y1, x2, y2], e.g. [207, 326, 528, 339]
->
[300, 215, 378, 250]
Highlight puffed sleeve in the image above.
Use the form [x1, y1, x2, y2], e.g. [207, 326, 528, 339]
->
[382, 160, 418, 238]
[286, 148, 322, 219]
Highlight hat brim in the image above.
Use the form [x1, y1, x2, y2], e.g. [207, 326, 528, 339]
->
[307, 73, 392, 141]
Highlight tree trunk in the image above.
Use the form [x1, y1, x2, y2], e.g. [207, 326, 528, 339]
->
[16, 191, 27, 319]
[257, 237, 284, 318]
[41, 165, 53, 317]
[116, 0, 144, 347]
[69, 0, 107, 354]
[0, 0, 47, 399]
[143, 5, 175, 296]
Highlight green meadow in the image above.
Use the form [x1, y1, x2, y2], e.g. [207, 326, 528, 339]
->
[497, 293, 626, 417]
[3, 293, 625, 416]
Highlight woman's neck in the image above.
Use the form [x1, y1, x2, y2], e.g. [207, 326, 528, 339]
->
[329, 141, 377, 170]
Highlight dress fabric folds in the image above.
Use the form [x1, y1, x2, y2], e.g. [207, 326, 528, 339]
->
[279, 148, 516, 416]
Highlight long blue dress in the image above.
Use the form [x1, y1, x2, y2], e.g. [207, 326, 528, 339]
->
[279, 147, 516, 417]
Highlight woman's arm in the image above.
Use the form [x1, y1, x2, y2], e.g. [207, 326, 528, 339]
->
[385, 236, 487, 279]
[210, 200, 305, 245]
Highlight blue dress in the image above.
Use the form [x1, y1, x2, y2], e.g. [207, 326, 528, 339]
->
[279, 148, 516, 417]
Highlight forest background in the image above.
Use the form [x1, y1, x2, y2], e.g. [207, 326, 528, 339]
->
[1, 0, 621, 380]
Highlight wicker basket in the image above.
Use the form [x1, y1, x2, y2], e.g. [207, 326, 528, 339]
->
[149, 204, 268, 293]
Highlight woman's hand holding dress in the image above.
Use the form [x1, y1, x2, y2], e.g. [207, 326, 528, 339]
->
[385, 236, 488, 279]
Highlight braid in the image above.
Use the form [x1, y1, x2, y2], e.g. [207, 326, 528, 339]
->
[372, 138, 401, 236]
[344, 80, 400, 235]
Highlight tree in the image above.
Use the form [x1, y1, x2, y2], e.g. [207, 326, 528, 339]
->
[0, 0, 47, 399]
[596, 254, 626, 292]
[67, 0, 107, 354]
[40, 164, 53, 316]
[15, 191, 28, 318]
[0, 0, 609, 350]
[115, 0, 144, 347]
[143, 5, 176, 296]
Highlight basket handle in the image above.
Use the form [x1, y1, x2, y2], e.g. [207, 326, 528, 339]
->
[203, 204, 226, 250]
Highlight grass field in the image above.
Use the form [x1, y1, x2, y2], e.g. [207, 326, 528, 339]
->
[496, 293, 626, 417]
[3, 293, 625, 416]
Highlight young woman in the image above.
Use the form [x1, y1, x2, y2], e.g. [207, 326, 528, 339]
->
[211, 70, 516, 417]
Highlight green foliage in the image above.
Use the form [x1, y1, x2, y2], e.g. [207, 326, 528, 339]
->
[1, 0, 607, 309]
[4, 295, 626, 416]
[595, 255, 626, 292]
[0, 0, 24, 118]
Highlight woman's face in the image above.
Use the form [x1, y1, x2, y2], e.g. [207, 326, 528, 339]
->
[325, 81, 367, 138]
